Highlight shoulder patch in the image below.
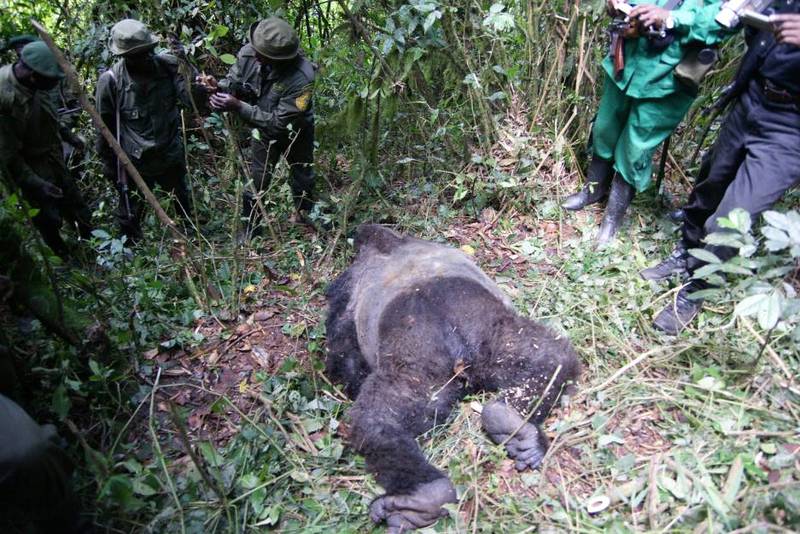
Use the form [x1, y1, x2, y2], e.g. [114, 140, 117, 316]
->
[295, 90, 312, 111]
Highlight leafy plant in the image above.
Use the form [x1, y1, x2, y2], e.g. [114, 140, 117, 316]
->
[691, 208, 800, 340]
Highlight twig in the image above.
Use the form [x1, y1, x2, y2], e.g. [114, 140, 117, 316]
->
[648, 453, 661, 530]
[168, 400, 229, 504]
[740, 317, 793, 382]
[584, 346, 677, 395]
[148, 367, 187, 534]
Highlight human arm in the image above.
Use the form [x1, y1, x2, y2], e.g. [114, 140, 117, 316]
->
[237, 81, 313, 138]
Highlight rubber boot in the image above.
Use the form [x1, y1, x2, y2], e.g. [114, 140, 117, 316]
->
[562, 156, 614, 211]
[596, 174, 635, 245]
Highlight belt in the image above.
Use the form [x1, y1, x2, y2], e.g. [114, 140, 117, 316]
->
[761, 78, 800, 106]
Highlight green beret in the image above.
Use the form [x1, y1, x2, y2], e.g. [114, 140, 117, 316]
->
[249, 17, 299, 61]
[20, 41, 64, 79]
[108, 19, 158, 56]
[6, 34, 38, 51]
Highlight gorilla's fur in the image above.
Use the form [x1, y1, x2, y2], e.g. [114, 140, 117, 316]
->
[325, 225, 580, 532]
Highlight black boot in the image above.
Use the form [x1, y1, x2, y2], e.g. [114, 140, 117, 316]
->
[596, 174, 635, 245]
[640, 245, 689, 281]
[653, 282, 705, 335]
[562, 156, 614, 211]
[668, 208, 686, 223]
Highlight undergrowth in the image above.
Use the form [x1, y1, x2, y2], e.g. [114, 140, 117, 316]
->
[1, 0, 798, 532]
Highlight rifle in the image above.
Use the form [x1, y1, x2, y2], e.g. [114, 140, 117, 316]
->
[609, 21, 627, 80]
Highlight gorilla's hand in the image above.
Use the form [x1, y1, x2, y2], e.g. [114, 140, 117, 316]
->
[369, 478, 457, 533]
[482, 400, 547, 470]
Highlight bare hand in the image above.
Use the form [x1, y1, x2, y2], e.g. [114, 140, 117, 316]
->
[630, 4, 670, 28]
[196, 74, 218, 92]
[42, 182, 64, 199]
[773, 14, 800, 47]
[209, 92, 241, 112]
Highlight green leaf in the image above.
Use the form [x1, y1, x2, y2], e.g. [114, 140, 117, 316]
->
[689, 248, 721, 264]
[692, 263, 723, 278]
[762, 226, 790, 251]
[757, 290, 782, 330]
[132, 478, 157, 496]
[734, 293, 768, 317]
[219, 53, 236, 65]
[423, 11, 440, 33]
[51, 384, 70, 420]
[213, 24, 229, 38]
[718, 208, 751, 234]
[598, 434, 625, 447]
[722, 455, 744, 505]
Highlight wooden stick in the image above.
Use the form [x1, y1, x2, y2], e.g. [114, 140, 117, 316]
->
[31, 19, 189, 244]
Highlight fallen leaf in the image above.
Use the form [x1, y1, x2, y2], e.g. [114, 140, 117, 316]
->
[251, 346, 270, 368]
[460, 244, 476, 255]
[235, 324, 250, 335]
[206, 350, 221, 365]
[254, 310, 277, 322]
[143, 348, 159, 360]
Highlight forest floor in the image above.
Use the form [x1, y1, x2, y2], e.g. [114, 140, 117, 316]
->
[112, 175, 799, 533]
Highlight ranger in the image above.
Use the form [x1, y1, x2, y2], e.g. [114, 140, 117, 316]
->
[95, 19, 198, 241]
[562, 0, 733, 244]
[642, 2, 800, 334]
[197, 17, 316, 237]
[0, 41, 92, 257]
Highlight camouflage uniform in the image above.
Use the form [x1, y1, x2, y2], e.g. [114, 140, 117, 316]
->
[95, 19, 197, 240]
[224, 18, 316, 224]
[0, 44, 92, 256]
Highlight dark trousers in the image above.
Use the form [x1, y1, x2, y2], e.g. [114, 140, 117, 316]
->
[22, 172, 92, 257]
[0, 394, 80, 533]
[112, 162, 193, 240]
[244, 124, 315, 224]
[682, 80, 800, 266]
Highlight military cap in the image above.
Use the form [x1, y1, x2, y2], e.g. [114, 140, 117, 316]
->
[20, 41, 64, 79]
[5, 34, 38, 51]
[108, 19, 158, 56]
[249, 17, 299, 60]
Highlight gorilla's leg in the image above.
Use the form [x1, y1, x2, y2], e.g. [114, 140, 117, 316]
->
[325, 270, 371, 398]
[349, 370, 460, 532]
[469, 317, 580, 470]
[349, 291, 468, 531]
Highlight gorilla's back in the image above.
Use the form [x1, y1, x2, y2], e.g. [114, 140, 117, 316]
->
[348, 229, 512, 366]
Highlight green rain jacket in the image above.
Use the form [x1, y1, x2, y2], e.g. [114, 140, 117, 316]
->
[603, 0, 730, 99]
[95, 53, 194, 176]
[222, 48, 316, 140]
[0, 64, 66, 196]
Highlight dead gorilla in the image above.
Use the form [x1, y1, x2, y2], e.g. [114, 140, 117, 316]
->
[325, 225, 580, 532]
